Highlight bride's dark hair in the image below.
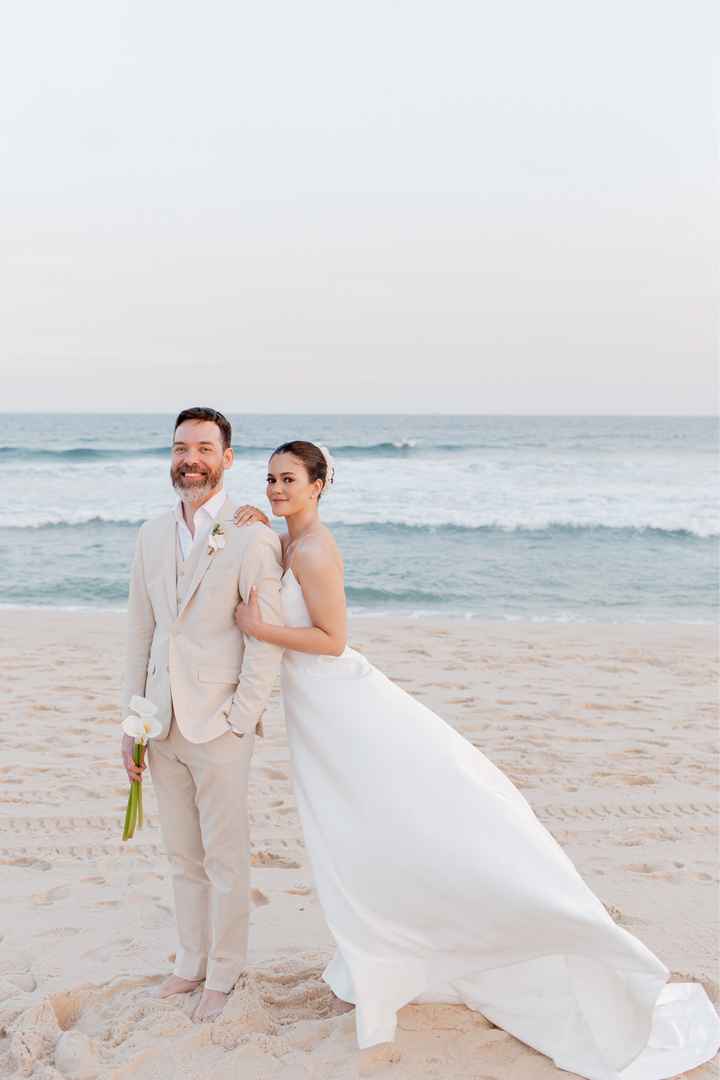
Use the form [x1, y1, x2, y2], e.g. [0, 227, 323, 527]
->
[272, 440, 333, 499]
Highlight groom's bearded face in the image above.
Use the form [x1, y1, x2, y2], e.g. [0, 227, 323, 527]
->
[171, 420, 229, 502]
[171, 458, 224, 499]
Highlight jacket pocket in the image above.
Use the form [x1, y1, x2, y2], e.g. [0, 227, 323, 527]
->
[197, 667, 240, 685]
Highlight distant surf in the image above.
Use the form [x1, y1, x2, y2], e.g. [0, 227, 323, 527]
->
[1, 412, 716, 620]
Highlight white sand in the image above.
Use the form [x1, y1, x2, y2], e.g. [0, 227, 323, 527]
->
[0, 611, 717, 1079]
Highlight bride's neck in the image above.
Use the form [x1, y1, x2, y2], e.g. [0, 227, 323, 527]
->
[286, 505, 321, 541]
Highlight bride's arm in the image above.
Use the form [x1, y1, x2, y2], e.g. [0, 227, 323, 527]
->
[234, 546, 347, 657]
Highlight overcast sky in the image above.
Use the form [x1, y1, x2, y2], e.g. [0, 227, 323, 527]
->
[1, 0, 717, 414]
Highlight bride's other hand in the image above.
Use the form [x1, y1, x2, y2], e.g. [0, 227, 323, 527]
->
[233, 505, 270, 527]
[234, 586, 264, 638]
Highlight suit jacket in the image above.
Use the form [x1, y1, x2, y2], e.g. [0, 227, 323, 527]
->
[122, 496, 284, 743]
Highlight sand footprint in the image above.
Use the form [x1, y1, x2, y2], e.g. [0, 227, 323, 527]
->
[359, 1041, 402, 1075]
[32, 884, 70, 905]
[621, 861, 699, 882]
[2, 856, 52, 872]
[262, 768, 289, 781]
[250, 850, 301, 869]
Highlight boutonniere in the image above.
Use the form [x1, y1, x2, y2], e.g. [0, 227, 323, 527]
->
[208, 522, 226, 555]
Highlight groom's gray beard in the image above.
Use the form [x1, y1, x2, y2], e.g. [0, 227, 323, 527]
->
[172, 475, 220, 503]
[171, 458, 223, 505]
[173, 478, 215, 504]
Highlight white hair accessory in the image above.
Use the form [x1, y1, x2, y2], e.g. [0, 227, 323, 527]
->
[315, 443, 335, 492]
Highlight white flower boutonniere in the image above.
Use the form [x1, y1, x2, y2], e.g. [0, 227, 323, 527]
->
[208, 522, 226, 555]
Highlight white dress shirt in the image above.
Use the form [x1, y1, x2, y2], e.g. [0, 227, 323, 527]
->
[175, 488, 227, 561]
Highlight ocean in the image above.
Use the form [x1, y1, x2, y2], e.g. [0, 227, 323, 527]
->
[1, 413, 717, 622]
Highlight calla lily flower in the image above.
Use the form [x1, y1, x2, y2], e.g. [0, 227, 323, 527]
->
[129, 694, 159, 717]
[122, 713, 162, 743]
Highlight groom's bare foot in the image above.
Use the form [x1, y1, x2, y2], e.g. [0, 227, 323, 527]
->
[193, 987, 230, 1022]
[154, 974, 204, 999]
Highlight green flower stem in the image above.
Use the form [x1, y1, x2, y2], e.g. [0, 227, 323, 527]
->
[130, 781, 139, 838]
[122, 782, 135, 841]
[122, 741, 147, 841]
[135, 742, 146, 830]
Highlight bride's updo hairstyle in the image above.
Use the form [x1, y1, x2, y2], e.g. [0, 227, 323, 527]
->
[271, 440, 335, 499]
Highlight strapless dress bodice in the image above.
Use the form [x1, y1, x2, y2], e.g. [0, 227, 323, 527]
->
[279, 567, 371, 679]
[280, 566, 314, 628]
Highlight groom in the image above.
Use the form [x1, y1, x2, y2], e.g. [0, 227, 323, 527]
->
[121, 406, 283, 1021]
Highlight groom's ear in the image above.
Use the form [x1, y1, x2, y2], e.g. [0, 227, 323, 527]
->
[223, 446, 234, 470]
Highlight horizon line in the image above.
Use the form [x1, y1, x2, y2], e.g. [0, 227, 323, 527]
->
[1, 410, 717, 419]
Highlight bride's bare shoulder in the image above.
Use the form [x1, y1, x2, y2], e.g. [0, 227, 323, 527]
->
[293, 526, 343, 578]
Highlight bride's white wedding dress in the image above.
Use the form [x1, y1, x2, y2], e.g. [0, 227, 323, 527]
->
[279, 567, 719, 1079]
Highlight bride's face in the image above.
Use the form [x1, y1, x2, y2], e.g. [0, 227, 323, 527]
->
[266, 452, 322, 516]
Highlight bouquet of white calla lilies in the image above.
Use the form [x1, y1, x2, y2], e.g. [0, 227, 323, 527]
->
[121, 695, 161, 841]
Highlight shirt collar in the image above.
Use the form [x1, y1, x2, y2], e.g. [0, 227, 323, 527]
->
[175, 487, 226, 525]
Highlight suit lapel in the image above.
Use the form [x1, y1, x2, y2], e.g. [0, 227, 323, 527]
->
[162, 510, 178, 617]
[177, 496, 235, 619]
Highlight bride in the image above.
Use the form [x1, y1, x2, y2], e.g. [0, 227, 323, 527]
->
[232, 439, 719, 1080]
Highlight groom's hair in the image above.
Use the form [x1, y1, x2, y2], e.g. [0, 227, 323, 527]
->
[174, 407, 232, 450]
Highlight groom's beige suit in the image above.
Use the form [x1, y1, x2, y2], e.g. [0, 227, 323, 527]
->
[122, 492, 283, 992]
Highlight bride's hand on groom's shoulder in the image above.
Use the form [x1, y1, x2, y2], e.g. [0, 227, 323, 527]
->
[235, 586, 263, 638]
[233, 505, 269, 527]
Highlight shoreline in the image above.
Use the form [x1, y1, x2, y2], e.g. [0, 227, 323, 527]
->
[0, 605, 715, 626]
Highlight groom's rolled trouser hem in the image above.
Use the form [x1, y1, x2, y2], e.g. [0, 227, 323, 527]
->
[173, 949, 249, 993]
[204, 969, 245, 993]
[173, 949, 250, 991]
[173, 948, 208, 981]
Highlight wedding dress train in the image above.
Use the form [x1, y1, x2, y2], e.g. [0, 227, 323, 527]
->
[279, 567, 719, 1079]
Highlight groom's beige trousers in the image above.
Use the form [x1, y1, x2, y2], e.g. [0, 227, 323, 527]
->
[148, 715, 255, 992]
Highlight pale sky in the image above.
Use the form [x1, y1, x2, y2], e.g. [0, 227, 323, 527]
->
[1, 0, 718, 414]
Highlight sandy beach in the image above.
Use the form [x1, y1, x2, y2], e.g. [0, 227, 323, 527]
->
[0, 609, 717, 1079]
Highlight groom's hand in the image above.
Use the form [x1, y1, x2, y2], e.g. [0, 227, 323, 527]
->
[122, 733, 146, 783]
[233, 505, 270, 527]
